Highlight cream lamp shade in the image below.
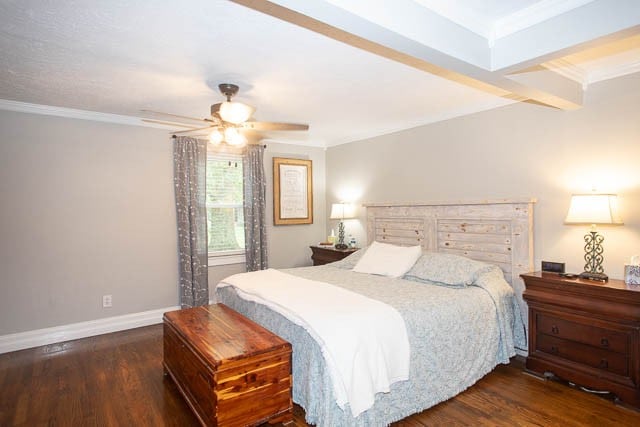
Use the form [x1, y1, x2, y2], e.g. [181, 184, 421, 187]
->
[330, 203, 356, 220]
[564, 194, 623, 225]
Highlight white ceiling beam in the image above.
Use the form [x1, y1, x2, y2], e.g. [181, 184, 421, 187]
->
[506, 67, 584, 106]
[492, 0, 640, 72]
[233, 0, 584, 110]
[321, 0, 491, 69]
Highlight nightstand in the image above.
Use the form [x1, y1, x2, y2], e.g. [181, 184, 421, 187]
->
[310, 245, 358, 266]
[522, 272, 640, 408]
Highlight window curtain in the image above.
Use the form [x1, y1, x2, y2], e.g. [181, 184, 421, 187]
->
[173, 136, 209, 308]
[243, 144, 268, 271]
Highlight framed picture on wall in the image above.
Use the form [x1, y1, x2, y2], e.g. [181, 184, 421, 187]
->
[273, 157, 313, 225]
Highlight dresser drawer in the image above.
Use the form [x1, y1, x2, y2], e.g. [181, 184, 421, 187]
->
[537, 334, 629, 377]
[537, 313, 629, 354]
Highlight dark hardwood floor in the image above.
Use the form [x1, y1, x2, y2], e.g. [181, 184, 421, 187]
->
[1, 324, 639, 426]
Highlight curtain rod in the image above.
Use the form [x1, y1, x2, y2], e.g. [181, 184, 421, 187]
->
[171, 134, 266, 148]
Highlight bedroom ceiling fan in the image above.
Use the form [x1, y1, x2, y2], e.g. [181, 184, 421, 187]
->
[142, 83, 309, 146]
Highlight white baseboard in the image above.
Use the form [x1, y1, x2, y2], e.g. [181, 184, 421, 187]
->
[0, 305, 180, 354]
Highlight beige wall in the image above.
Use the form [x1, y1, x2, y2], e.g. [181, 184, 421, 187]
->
[0, 111, 325, 335]
[0, 111, 178, 334]
[326, 73, 640, 279]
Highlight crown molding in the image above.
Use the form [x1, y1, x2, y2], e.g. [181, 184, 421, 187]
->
[0, 99, 169, 129]
[543, 57, 640, 88]
[0, 99, 327, 146]
[587, 59, 640, 85]
[542, 58, 588, 85]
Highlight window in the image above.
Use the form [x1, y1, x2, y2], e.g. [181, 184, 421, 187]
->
[206, 153, 245, 265]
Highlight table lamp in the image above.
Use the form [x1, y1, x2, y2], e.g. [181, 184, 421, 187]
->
[330, 203, 356, 250]
[564, 193, 623, 281]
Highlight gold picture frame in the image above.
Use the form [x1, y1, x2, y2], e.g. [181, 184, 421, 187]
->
[273, 157, 313, 225]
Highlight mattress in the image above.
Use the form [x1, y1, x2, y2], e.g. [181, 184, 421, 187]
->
[216, 263, 523, 426]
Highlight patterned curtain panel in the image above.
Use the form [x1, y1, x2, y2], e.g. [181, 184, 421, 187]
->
[243, 144, 268, 271]
[173, 136, 209, 308]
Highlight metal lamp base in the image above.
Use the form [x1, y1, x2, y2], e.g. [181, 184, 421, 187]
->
[334, 221, 347, 250]
[581, 230, 608, 282]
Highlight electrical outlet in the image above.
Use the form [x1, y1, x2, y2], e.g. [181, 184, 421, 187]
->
[102, 294, 112, 308]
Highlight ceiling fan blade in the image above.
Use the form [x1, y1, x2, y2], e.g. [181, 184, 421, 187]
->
[142, 119, 203, 129]
[239, 122, 309, 131]
[141, 109, 212, 124]
[172, 125, 218, 134]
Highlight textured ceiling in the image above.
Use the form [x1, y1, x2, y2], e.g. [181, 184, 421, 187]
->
[0, 0, 638, 147]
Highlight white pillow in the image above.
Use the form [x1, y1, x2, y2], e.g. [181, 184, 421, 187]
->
[352, 241, 422, 278]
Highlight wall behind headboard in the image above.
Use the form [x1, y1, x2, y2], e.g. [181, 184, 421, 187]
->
[326, 73, 640, 281]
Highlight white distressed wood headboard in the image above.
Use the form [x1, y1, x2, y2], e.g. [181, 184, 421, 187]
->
[364, 198, 535, 352]
[364, 199, 535, 285]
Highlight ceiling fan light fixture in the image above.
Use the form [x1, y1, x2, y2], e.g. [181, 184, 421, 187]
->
[219, 101, 254, 125]
[150, 82, 308, 142]
[209, 129, 223, 145]
[224, 127, 247, 146]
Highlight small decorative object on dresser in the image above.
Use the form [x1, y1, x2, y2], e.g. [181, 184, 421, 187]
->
[625, 255, 640, 286]
[310, 244, 358, 266]
[522, 272, 640, 408]
[163, 304, 293, 426]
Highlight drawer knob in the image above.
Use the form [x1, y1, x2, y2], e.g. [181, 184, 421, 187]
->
[600, 338, 609, 347]
[599, 359, 609, 369]
[551, 325, 559, 334]
[550, 346, 559, 354]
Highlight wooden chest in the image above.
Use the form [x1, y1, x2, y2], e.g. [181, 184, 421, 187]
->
[163, 304, 293, 427]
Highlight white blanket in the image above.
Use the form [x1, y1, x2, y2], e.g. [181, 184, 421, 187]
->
[218, 269, 410, 416]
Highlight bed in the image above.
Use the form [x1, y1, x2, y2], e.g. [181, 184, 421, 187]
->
[216, 199, 535, 426]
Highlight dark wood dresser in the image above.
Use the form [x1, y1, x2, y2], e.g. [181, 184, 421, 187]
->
[310, 245, 358, 266]
[522, 272, 640, 408]
[163, 304, 292, 427]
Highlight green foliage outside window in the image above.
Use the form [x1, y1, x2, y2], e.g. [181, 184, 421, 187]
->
[206, 156, 245, 253]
